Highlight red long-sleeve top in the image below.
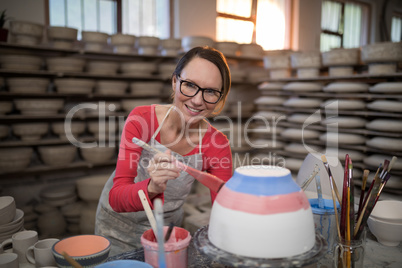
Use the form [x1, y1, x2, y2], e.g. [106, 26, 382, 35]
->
[109, 105, 233, 212]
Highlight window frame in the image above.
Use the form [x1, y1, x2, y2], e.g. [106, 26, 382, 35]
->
[321, 0, 370, 49]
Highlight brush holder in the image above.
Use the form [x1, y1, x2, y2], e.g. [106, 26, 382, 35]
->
[333, 228, 366, 268]
[208, 165, 315, 258]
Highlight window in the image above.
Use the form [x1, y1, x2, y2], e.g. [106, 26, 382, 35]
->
[391, 14, 402, 42]
[216, 0, 290, 51]
[48, 0, 169, 39]
[320, 0, 369, 52]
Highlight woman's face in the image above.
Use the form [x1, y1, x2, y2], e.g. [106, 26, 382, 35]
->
[172, 57, 222, 125]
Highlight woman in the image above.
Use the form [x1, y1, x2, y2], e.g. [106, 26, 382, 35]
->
[95, 46, 233, 256]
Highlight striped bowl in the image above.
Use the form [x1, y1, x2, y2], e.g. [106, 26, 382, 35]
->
[208, 165, 315, 259]
[52, 235, 111, 267]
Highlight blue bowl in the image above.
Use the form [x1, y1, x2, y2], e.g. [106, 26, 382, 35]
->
[96, 260, 153, 267]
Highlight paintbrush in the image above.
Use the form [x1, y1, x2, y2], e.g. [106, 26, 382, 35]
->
[62, 251, 83, 268]
[321, 155, 342, 206]
[323, 155, 342, 239]
[301, 164, 320, 191]
[340, 154, 349, 239]
[348, 158, 355, 241]
[357, 169, 369, 219]
[374, 156, 397, 205]
[132, 137, 225, 193]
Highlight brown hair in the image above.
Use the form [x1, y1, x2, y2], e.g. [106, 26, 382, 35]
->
[172, 46, 231, 115]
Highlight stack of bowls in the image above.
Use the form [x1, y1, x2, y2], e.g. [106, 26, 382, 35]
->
[361, 42, 402, 74]
[82, 31, 109, 52]
[290, 51, 322, 78]
[263, 50, 292, 79]
[54, 78, 95, 94]
[9, 20, 44, 46]
[159, 38, 182, 56]
[136, 36, 160, 55]
[38, 145, 77, 166]
[0, 147, 33, 173]
[40, 184, 77, 208]
[14, 98, 64, 115]
[110, 33, 136, 54]
[181, 36, 215, 52]
[51, 121, 86, 140]
[47, 26, 78, 49]
[367, 200, 402, 246]
[0, 197, 24, 243]
[12, 122, 49, 141]
[0, 54, 42, 71]
[46, 57, 86, 72]
[86, 60, 119, 75]
[7, 77, 49, 93]
[76, 174, 110, 204]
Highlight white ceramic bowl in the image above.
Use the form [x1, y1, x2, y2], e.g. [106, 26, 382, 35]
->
[7, 77, 49, 93]
[96, 80, 128, 95]
[51, 39, 75, 49]
[0, 196, 16, 225]
[12, 123, 49, 141]
[82, 31, 109, 43]
[181, 36, 215, 51]
[52, 121, 86, 139]
[322, 48, 360, 66]
[80, 147, 116, 164]
[46, 57, 86, 72]
[9, 20, 44, 37]
[110, 33, 136, 45]
[129, 81, 163, 96]
[370, 200, 402, 224]
[240, 43, 264, 58]
[215, 41, 239, 57]
[0, 147, 33, 173]
[263, 54, 290, 69]
[14, 98, 64, 115]
[120, 62, 157, 75]
[76, 174, 110, 202]
[0, 55, 42, 71]
[54, 78, 95, 94]
[86, 61, 119, 75]
[38, 145, 77, 166]
[367, 216, 402, 246]
[160, 38, 182, 49]
[291, 52, 321, 68]
[361, 42, 402, 63]
[136, 36, 160, 47]
[48, 26, 78, 41]
[12, 34, 41, 46]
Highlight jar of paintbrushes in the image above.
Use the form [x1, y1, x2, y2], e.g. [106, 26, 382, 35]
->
[319, 154, 397, 268]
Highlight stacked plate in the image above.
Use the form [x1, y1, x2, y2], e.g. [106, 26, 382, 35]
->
[40, 184, 77, 207]
[0, 197, 24, 243]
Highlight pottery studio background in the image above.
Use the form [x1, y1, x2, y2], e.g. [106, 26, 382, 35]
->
[0, 0, 402, 241]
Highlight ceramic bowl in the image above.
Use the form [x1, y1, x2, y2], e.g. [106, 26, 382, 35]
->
[129, 81, 163, 96]
[38, 145, 77, 166]
[54, 78, 95, 94]
[51, 121, 86, 139]
[7, 77, 49, 93]
[52, 39, 75, 49]
[370, 200, 402, 224]
[181, 36, 215, 52]
[46, 57, 86, 72]
[240, 43, 264, 58]
[96, 80, 128, 95]
[47, 26, 78, 41]
[82, 31, 109, 43]
[208, 165, 315, 258]
[136, 36, 160, 47]
[113, 45, 135, 54]
[80, 147, 116, 164]
[0, 196, 16, 225]
[263, 54, 290, 69]
[322, 48, 360, 66]
[86, 61, 119, 75]
[52, 235, 111, 267]
[0, 54, 42, 71]
[160, 38, 182, 49]
[14, 98, 64, 115]
[120, 62, 157, 75]
[12, 123, 49, 141]
[0, 209, 24, 235]
[76, 174, 110, 202]
[110, 33, 136, 45]
[0, 147, 33, 173]
[9, 20, 44, 37]
[367, 216, 402, 246]
[361, 42, 402, 63]
[215, 41, 239, 57]
[87, 120, 119, 138]
[291, 52, 321, 68]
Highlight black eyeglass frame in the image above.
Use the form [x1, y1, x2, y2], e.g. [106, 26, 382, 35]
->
[176, 75, 223, 104]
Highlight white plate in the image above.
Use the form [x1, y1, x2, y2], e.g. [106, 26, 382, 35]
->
[320, 132, 366, 145]
[282, 128, 321, 140]
[363, 154, 402, 170]
[366, 137, 402, 151]
[323, 82, 369, 93]
[367, 100, 401, 113]
[321, 116, 366, 128]
[322, 99, 366, 110]
[283, 82, 322, 92]
[366, 119, 402, 132]
[283, 98, 322, 108]
[369, 82, 402, 93]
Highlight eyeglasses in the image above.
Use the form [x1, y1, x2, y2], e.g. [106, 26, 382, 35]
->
[177, 76, 222, 104]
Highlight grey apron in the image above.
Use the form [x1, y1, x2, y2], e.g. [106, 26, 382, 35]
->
[95, 106, 203, 256]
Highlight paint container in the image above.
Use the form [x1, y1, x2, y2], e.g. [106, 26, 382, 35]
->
[140, 226, 191, 268]
[309, 198, 339, 253]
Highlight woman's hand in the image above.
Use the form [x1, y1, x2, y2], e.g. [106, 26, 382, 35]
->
[147, 149, 180, 198]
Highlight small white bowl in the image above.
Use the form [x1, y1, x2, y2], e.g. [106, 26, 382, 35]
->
[12, 123, 49, 141]
[370, 200, 402, 224]
[368, 216, 402, 246]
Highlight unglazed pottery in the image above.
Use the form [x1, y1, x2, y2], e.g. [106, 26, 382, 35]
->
[0, 196, 16, 225]
[208, 165, 315, 258]
[367, 216, 402, 246]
